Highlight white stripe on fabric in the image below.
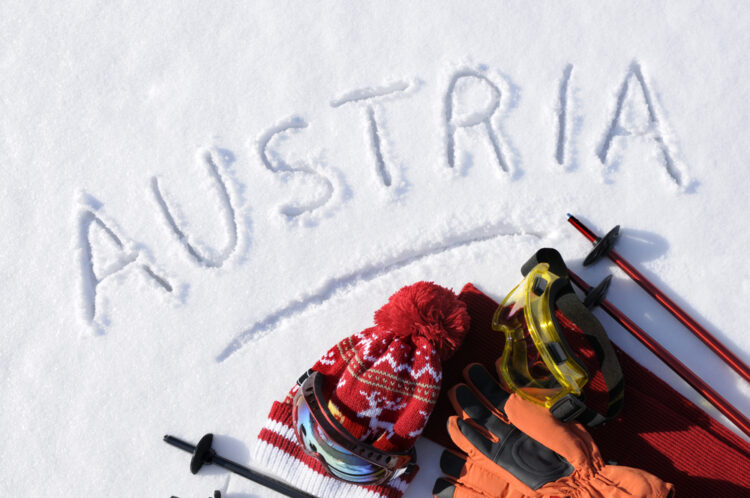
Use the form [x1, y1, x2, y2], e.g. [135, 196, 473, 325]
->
[267, 418, 297, 442]
[253, 439, 408, 498]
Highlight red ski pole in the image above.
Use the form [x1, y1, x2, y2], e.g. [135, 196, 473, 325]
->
[568, 270, 750, 439]
[567, 214, 750, 384]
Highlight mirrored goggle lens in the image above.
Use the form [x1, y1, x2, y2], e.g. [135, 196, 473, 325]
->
[293, 394, 389, 484]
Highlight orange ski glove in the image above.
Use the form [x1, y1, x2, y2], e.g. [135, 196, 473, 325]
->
[433, 364, 674, 498]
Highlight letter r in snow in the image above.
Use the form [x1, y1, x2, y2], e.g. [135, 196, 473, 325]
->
[444, 69, 510, 173]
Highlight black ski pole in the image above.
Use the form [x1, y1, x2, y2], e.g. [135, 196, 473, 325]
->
[164, 433, 317, 498]
[171, 491, 221, 498]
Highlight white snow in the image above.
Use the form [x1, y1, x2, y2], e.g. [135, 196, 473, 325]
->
[2, 1, 749, 496]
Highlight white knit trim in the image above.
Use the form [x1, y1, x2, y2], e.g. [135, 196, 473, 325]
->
[253, 440, 377, 497]
[255, 405, 411, 497]
[267, 418, 297, 442]
[253, 428, 409, 497]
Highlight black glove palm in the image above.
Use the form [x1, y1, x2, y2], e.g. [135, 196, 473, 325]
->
[433, 363, 573, 497]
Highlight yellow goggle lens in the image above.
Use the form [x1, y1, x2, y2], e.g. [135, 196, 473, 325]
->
[493, 263, 589, 408]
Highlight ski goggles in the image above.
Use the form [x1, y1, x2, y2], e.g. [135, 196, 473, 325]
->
[292, 370, 416, 485]
[492, 248, 624, 425]
[493, 262, 589, 408]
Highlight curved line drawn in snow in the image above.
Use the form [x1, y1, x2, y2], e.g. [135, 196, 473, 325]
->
[596, 61, 687, 188]
[151, 149, 239, 269]
[215, 223, 539, 362]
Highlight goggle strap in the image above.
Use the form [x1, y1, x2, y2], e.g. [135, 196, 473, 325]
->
[297, 368, 315, 386]
[521, 248, 568, 278]
[556, 292, 625, 425]
[550, 394, 587, 422]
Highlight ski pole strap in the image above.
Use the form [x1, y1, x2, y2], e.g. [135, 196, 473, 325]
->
[522, 248, 625, 426]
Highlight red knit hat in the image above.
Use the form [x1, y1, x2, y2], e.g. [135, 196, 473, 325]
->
[255, 281, 470, 498]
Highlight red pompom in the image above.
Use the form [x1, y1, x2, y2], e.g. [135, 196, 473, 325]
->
[373, 281, 470, 360]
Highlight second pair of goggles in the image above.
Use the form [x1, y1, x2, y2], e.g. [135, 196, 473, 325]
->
[492, 248, 624, 426]
[292, 370, 416, 485]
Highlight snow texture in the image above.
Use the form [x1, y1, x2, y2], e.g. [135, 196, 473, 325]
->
[1, 1, 749, 496]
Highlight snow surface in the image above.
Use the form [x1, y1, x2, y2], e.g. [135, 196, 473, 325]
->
[2, 1, 750, 496]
